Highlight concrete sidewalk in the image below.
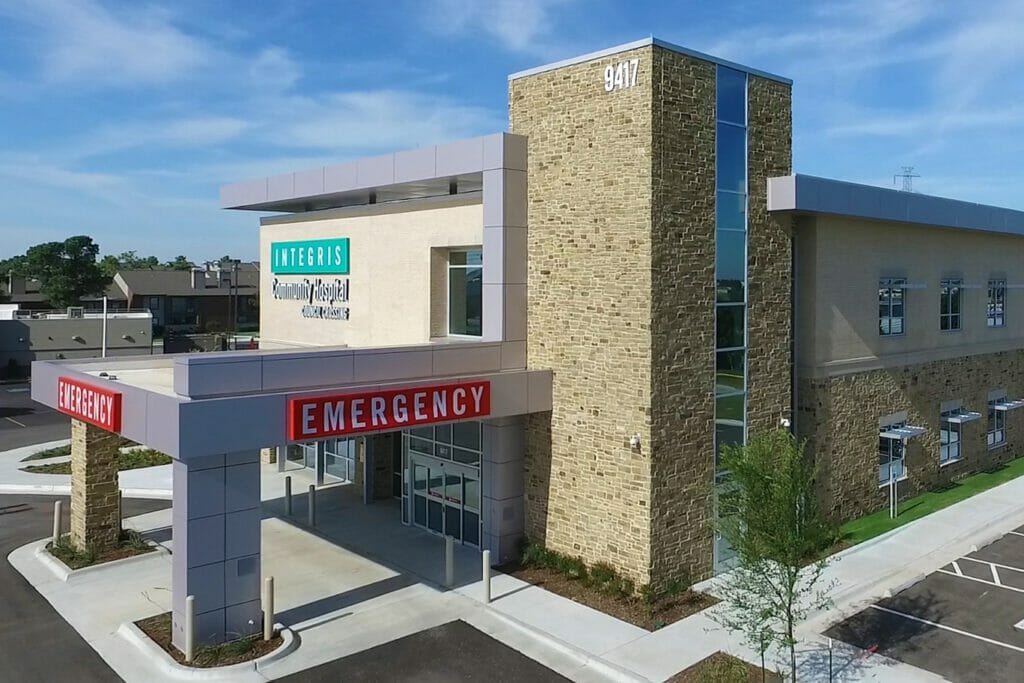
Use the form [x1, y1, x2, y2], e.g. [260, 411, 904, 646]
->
[0, 439, 172, 498]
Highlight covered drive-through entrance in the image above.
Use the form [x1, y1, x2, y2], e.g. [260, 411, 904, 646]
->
[31, 341, 551, 650]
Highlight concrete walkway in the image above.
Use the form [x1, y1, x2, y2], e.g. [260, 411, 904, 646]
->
[0, 439, 172, 498]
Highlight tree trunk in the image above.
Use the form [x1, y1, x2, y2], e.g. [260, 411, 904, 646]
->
[788, 623, 797, 681]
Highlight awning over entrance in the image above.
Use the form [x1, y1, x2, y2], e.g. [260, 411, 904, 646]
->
[994, 399, 1024, 412]
[879, 425, 927, 440]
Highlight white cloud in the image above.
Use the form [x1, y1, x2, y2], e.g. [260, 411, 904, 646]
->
[425, 0, 574, 53]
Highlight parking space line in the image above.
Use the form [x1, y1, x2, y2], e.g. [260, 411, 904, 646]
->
[961, 556, 1024, 575]
[937, 568, 1024, 593]
[992, 564, 1003, 586]
[951, 560, 963, 576]
[1007, 531, 1024, 538]
[869, 605, 1024, 654]
[4, 417, 26, 427]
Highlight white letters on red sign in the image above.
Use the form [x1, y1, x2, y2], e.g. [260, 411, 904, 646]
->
[56, 377, 123, 432]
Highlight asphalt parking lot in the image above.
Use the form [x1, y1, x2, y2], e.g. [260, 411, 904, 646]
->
[0, 382, 69, 450]
[828, 526, 1024, 682]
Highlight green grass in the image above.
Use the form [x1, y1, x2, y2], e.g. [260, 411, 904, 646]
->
[841, 456, 1024, 545]
[21, 444, 72, 461]
[21, 448, 171, 475]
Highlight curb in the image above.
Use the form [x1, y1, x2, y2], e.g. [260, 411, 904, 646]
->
[35, 541, 170, 583]
[0, 483, 172, 499]
[116, 621, 297, 680]
[483, 606, 649, 683]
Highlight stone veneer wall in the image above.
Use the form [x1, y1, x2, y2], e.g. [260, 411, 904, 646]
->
[647, 49, 716, 586]
[70, 419, 121, 550]
[799, 350, 1024, 523]
[511, 45, 656, 583]
[745, 77, 794, 437]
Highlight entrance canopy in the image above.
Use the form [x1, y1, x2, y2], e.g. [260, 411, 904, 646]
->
[31, 340, 551, 459]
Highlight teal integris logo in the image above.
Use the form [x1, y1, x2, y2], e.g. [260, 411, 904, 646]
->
[270, 238, 350, 275]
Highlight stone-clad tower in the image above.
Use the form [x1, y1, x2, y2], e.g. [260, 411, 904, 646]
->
[511, 39, 792, 585]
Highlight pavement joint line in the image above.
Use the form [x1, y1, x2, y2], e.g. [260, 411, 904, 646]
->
[868, 604, 1024, 654]
[960, 555, 1024, 575]
[936, 568, 1024, 593]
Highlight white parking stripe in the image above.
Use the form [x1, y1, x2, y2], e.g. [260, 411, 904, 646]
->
[1007, 531, 1024, 538]
[961, 556, 1024, 575]
[992, 564, 1003, 586]
[952, 561, 963, 576]
[869, 605, 1024, 654]
[937, 568, 1024, 593]
[4, 416, 26, 427]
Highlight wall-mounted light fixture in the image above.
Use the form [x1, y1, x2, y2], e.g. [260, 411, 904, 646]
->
[71, 335, 85, 343]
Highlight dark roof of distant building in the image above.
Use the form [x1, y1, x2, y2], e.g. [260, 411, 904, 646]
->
[117, 268, 259, 297]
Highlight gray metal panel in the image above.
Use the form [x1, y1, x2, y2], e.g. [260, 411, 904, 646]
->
[768, 174, 1024, 237]
[294, 167, 325, 197]
[324, 161, 358, 194]
[394, 146, 437, 184]
[356, 153, 395, 187]
[175, 355, 264, 398]
[507, 36, 792, 85]
[267, 173, 295, 202]
[219, 178, 268, 209]
[262, 350, 355, 391]
[178, 394, 288, 457]
[436, 137, 485, 177]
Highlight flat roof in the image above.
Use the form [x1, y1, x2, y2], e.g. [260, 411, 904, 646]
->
[768, 175, 1024, 238]
[508, 37, 792, 85]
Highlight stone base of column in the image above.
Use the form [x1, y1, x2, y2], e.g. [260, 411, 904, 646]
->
[259, 447, 276, 465]
[69, 419, 121, 552]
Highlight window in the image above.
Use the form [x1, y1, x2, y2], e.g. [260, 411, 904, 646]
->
[988, 398, 1007, 448]
[448, 250, 482, 336]
[988, 279, 1006, 327]
[878, 278, 906, 336]
[878, 425, 906, 485]
[323, 438, 356, 481]
[940, 279, 962, 331]
[939, 410, 962, 464]
[147, 296, 161, 310]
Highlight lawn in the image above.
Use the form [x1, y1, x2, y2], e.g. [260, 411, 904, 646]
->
[841, 456, 1024, 545]
[21, 448, 171, 475]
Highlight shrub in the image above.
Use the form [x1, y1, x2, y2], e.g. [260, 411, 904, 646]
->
[521, 540, 556, 569]
[696, 654, 750, 683]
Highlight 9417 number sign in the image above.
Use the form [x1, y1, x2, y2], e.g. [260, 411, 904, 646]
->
[604, 59, 639, 92]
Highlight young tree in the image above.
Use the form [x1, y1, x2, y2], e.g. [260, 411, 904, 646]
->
[712, 429, 838, 682]
[23, 236, 111, 308]
[99, 250, 161, 276]
[165, 255, 194, 270]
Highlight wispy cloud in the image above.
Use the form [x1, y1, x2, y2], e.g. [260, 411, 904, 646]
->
[424, 0, 576, 54]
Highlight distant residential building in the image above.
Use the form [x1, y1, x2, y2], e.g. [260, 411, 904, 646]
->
[114, 262, 259, 334]
[1, 275, 126, 311]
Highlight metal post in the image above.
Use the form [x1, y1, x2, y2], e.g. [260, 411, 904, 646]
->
[307, 484, 316, 527]
[117, 490, 122, 536]
[284, 476, 292, 516]
[52, 500, 62, 545]
[101, 295, 108, 358]
[184, 595, 196, 664]
[482, 549, 491, 603]
[445, 536, 455, 587]
[263, 576, 274, 641]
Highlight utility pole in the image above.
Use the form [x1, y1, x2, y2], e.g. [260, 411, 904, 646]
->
[894, 166, 920, 192]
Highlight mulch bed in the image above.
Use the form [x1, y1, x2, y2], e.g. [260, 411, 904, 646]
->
[21, 448, 171, 475]
[668, 652, 782, 682]
[48, 535, 155, 570]
[500, 563, 717, 630]
[136, 612, 283, 668]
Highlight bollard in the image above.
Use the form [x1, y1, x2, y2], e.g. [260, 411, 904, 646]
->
[285, 476, 292, 516]
[307, 484, 316, 527]
[482, 550, 492, 603]
[263, 576, 275, 641]
[52, 500, 62, 546]
[184, 595, 196, 664]
[117, 490, 123, 536]
[445, 536, 455, 588]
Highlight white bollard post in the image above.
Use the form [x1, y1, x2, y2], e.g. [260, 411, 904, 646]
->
[308, 484, 316, 527]
[284, 476, 292, 516]
[482, 550, 491, 603]
[263, 576, 274, 641]
[117, 490, 123, 536]
[52, 500, 62, 546]
[445, 536, 455, 588]
[184, 595, 196, 664]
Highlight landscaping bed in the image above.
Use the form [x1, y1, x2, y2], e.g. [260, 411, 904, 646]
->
[136, 612, 282, 668]
[668, 652, 781, 682]
[21, 444, 72, 461]
[22, 448, 170, 474]
[48, 529, 155, 569]
[500, 542, 716, 631]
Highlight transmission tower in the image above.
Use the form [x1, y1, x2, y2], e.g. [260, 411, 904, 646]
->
[894, 166, 920, 192]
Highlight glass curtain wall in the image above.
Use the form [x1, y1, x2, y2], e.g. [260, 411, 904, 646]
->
[713, 65, 749, 572]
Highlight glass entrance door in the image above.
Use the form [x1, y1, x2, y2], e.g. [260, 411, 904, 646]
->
[409, 455, 480, 546]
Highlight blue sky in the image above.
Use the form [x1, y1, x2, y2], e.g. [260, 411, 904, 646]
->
[1, 0, 1022, 262]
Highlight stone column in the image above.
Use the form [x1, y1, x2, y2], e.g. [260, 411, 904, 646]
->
[171, 450, 262, 649]
[259, 447, 276, 465]
[69, 419, 121, 552]
[481, 417, 526, 563]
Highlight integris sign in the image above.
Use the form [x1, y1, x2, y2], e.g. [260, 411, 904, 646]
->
[56, 376, 122, 432]
[287, 380, 491, 440]
[270, 237, 351, 321]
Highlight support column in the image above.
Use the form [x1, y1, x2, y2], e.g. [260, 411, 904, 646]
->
[69, 419, 120, 552]
[172, 450, 262, 649]
[481, 417, 526, 564]
[276, 445, 287, 472]
[259, 447, 276, 465]
[314, 441, 326, 485]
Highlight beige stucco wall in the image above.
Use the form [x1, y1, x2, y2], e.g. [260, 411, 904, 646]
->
[799, 215, 1024, 375]
[259, 198, 482, 349]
